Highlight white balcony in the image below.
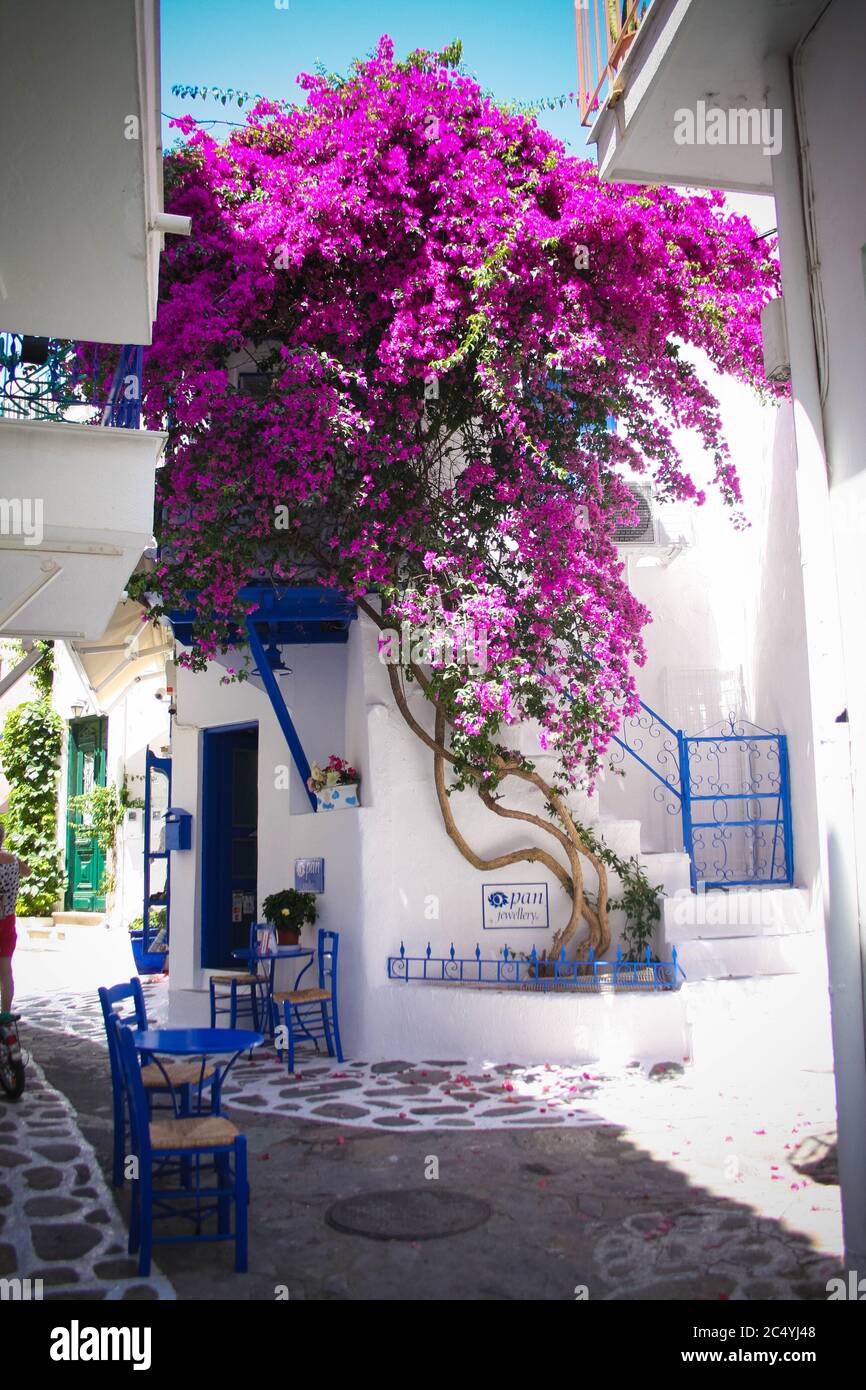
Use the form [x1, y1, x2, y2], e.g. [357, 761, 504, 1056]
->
[0, 416, 165, 639]
[580, 0, 830, 191]
[0, 0, 165, 344]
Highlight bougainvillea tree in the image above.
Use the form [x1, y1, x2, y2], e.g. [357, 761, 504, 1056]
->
[130, 37, 780, 958]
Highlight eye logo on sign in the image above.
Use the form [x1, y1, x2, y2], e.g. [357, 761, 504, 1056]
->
[482, 883, 549, 931]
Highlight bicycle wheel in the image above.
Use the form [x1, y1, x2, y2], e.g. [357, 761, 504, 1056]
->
[0, 1051, 25, 1099]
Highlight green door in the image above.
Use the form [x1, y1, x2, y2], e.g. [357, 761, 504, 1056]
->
[65, 716, 107, 912]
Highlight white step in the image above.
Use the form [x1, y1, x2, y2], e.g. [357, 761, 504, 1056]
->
[52, 911, 108, 927]
[591, 817, 641, 861]
[673, 930, 821, 980]
[663, 887, 812, 941]
[18, 916, 65, 950]
[639, 850, 692, 898]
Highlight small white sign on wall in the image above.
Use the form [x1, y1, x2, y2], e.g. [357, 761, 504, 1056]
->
[482, 882, 549, 931]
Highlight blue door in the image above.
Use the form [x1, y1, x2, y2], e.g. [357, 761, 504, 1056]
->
[201, 725, 259, 970]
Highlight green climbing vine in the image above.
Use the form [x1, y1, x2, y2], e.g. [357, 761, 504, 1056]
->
[0, 696, 65, 915]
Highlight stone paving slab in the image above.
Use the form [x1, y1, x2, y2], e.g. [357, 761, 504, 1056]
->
[11, 977, 846, 1301]
[20, 1019, 847, 1301]
[0, 1058, 173, 1302]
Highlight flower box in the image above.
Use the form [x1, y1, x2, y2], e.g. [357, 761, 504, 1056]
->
[315, 782, 360, 811]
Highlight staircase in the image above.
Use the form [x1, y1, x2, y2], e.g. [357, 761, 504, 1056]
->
[587, 698, 814, 981]
[19, 910, 108, 951]
[572, 811, 818, 982]
[661, 885, 817, 980]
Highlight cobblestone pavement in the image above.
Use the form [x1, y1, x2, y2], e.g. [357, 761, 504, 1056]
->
[0, 1058, 173, 1301]
[7, 969, 845, 1301]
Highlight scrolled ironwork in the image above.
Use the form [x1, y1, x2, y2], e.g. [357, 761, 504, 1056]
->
[387, 943, 685, 992]
[0, 331, 142, 429]
[612, 699, 793, 890]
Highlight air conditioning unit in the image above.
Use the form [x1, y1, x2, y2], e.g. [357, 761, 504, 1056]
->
[613, 482, 657, 545]
[613, 482, 692, 562]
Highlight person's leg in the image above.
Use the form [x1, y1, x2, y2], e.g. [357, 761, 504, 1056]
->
[0, 956, 13, 1015]
[0, 916, 16, 1013]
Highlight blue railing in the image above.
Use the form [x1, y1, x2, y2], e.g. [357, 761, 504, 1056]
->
[611, 701, 794, 891]
[388, 941, 685, 992]
[0, 332, 142, 428]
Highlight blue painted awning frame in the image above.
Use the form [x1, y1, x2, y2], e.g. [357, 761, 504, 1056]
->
[168, 586, 357, 815]
[245, 614, 318, 811]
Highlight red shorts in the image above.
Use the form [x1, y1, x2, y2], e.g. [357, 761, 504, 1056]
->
[0, 915, 16, 958]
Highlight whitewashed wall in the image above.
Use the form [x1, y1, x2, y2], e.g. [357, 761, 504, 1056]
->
[596, 353, 819, 898]
[799, 7, 866, 940]
[167, 614, 670, 1059]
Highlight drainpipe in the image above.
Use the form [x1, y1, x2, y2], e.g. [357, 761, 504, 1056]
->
[766, 51, 866, 1271]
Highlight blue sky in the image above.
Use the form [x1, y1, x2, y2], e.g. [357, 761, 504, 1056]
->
[160, 0, 592, 155]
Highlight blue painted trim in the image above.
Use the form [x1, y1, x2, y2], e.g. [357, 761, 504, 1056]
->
[676, 728, 696, 891]
[200, 719, 259, 737]
[143, 750, 171, 950]
[245, 618, 317, 813]
[102, 344, 143, 428]
[168, 586, 357, 650]
[200, 729, 214, 972]
[779, 734, 795, 887]
[200, 723, 260, 969]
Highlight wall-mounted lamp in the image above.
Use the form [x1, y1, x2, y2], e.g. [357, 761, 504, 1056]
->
[70, 701, 85, 718]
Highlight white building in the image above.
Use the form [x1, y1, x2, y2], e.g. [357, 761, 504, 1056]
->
[576, 0, 866, 1275]
[161, 337, 829, 1077]
[0, 0, 182, 974]
[0, 0, 179, 642]
[0, 618, 171, 962]
[0, 0, 852, 1274]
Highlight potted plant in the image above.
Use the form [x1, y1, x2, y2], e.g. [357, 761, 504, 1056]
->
[262, 888, 317, 945]
[127, 909, 167, 974]
[307, 755, 360, 811]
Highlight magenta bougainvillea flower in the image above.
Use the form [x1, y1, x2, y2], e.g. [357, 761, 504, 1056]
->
[130, 37, 781, 792]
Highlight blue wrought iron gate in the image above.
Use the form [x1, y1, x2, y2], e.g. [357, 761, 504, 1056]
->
[612, 702, 794, 891]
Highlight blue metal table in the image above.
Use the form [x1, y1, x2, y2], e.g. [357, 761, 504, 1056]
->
[230, 947, 314, 1038]
[133, 1027, 264, 1115]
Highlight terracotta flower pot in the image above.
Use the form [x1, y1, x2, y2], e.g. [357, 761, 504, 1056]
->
[276, 926, 300, 946]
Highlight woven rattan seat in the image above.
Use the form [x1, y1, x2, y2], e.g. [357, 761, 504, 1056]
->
[150, 1114, 239, 1151]
[210, 972, 259, 985]
[140, 1060, 216, 1088]
[272, 985, 330, 1004]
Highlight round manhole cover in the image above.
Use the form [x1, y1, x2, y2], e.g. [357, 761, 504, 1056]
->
[326, 1188, 491, 1241]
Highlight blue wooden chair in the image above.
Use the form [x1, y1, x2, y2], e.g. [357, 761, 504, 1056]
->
[272, 928, 343, 1074]
[99, 980, 217, 1187]
[209, 922, 273, 1031]
[113, 1020, 248, 1276]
